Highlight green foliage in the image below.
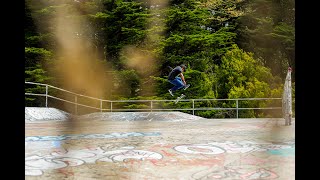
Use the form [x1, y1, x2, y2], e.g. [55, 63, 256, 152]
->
[236, 0, 295, 80]
[25, 64, 52, 106]
[25, 1, 38, 37]
[270, 22, 295, 71]
[197, 110, 237, 119]
[161, 30, 236, 70]
[91, 0, 149, 68]
[183, 69, 215, 98]
[25, 46, 53, 89]
[215, 44, 279, 98]
[25, 47, 53, 67]
[165, 5, 210, 35]
[25, 65, 51, 83]
[215, 44, 283, 117]
[24, 0, 294, 119]
[25, 33, 57, 50]
[113, 70, 140, 98]
[123, 104, 149, 110]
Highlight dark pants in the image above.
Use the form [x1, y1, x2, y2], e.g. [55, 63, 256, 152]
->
[168, 77, 185, 92]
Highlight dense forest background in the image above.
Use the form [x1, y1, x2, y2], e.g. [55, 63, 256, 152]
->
[25, 0, 295, 118]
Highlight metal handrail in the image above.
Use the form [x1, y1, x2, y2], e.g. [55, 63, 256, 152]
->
[25, 82, 283, 118]
[25, 82, 111, 102]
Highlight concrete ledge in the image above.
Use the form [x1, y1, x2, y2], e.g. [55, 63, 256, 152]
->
[25, 107, 71, 122]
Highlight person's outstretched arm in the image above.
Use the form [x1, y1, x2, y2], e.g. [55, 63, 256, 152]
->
[179, 73, 186, 85]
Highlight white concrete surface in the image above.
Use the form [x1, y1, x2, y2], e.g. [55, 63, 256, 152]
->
[25, 107, 71, 122]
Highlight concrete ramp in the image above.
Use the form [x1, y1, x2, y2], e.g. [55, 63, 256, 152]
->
[79, 111, 205, 122]
[25, 107, 71, 122]
[25, 107, 205, 122]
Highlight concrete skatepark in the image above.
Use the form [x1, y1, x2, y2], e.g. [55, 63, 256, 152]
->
[25, 107, 295, 179]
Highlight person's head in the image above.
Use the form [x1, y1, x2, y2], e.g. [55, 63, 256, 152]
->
[180, 64, 186, 71]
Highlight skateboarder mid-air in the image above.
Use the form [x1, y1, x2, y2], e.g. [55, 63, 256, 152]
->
[167, 64, 190, 97]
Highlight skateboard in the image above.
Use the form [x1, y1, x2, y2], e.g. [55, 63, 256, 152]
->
[175, 94, 186, 104]
[183, 84, 190, 90]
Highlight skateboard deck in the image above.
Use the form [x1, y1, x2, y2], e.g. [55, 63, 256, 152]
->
[175, 94, 186, 104]
[183, 84, 190, 90]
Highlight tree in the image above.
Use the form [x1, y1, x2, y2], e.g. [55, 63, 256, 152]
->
[214, 44, 282, 117]
[156, 0, 240, 100]
[90, 0, 149, 69]
[235, 0, 295, 80]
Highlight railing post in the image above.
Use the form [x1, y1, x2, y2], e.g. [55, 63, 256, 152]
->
[75, 96, 78, 115]
[45, 85, 48, 107]
[100, 99, 103, 112]
[192, 99, 195, 115]
[150, 101, 153, 112]
[110, 101, 113, 112]
[236, 99, 239, 119]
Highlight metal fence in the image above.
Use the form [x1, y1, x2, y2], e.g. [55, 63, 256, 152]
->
[25, 81, 283, 118]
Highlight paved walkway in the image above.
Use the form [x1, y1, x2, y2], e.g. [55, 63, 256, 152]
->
[25, 109, 295, 180]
